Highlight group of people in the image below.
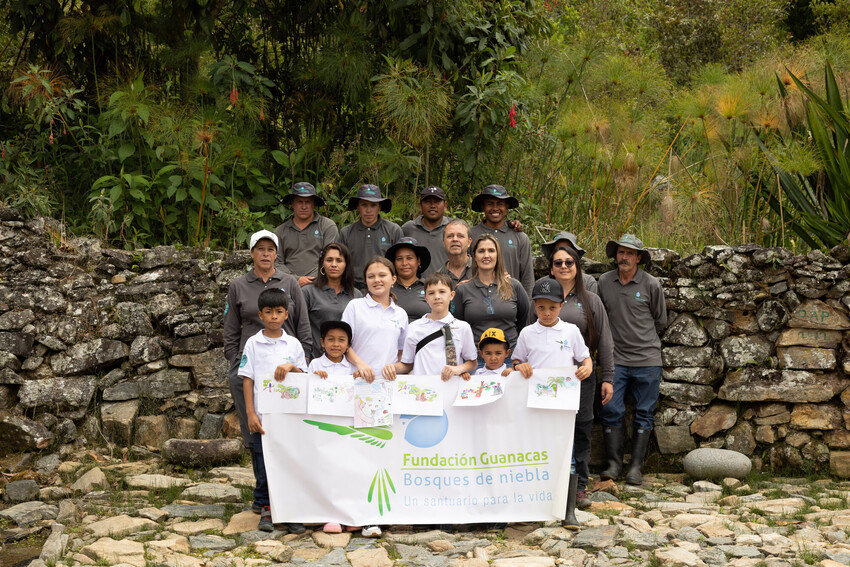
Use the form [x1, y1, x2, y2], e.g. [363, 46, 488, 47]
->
[223, 182, 668, 536]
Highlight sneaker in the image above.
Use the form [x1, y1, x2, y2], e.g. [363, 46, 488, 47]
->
[287, 522, 306, 535]
[258, 507, 273, 532]
[576, 489, 592, 510]
[323, 522, 342, 534]
[361, 525, 382, 537]
[251, 502, 262, 514]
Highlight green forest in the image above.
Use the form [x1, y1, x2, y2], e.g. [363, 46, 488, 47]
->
[1, 0, 849, 256]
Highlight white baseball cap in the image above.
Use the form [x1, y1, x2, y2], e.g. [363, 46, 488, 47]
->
[249, 229, 279, 250]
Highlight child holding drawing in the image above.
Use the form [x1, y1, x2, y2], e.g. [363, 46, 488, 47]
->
[240, 288, 308, 534]
[511, 277, 592, 531]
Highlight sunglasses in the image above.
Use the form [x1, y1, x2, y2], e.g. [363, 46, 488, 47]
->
[553, 259, 576, 268]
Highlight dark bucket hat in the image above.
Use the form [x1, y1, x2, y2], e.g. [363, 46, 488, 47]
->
[605, 233, 652, 266]
[541, 231, 586, 260]
[385, 237, 431, 275]
[347, 184, 392, 213]
[281, 182, 326, 207]
[419, 186, 447, 201]
[471, 184, 519, 212]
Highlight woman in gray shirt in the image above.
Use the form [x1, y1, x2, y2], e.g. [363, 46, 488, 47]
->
[303, 243, 362, 359]
[386, 237, 431, 322]
[453, 234, 529, 365]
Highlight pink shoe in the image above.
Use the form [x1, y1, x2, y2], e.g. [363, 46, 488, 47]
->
[323, 522, 342, 533]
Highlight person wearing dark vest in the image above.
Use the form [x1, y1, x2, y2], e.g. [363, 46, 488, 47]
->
[597, 234, 667, 486]
[339, 184, 403, 291]
[274, 182, 339, 287]
[386, 237, 431, 322]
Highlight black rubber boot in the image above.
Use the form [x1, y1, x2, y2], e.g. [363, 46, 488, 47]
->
[599, 426, 623, 480]
[625, 427, 652, 486]
[563, 474, 580, 530]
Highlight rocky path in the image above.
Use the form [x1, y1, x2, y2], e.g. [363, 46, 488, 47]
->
[2, 453, 850, 567]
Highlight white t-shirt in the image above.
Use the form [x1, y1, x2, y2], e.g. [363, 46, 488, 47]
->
[239, 330, 308, 424]
[401, 313, 477, 375]
[512, 319, 590, 369]
[475, 363, 507, 376]
[308, 354, 356, 375]
[342, 295, 408, 369]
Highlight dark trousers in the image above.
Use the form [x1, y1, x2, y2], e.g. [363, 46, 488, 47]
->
[227, 357, 253, 449]
[251, 432, 270, 507]
[600, 365, 662, 429]
[572, 370, 597, 491]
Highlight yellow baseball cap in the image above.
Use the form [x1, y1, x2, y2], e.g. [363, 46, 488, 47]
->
[478, 328, 508, 348]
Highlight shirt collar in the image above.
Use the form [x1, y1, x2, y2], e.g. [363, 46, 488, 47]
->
[415, 215, 450, 230]
[364, 294, 399, 311]
[284, 213, 319, 228]
[246, 269, 283, 284]
[354, 218, 383, 231]
[427, 313, 455, 325]
[531, 319, 566, 333]
[482, 222, 507, 233]
[254, 329, 288, 344]
[315, 354, 346, 368]
[616, 267, 645, 286]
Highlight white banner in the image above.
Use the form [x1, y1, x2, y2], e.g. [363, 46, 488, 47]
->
[262, 371, 576, 525]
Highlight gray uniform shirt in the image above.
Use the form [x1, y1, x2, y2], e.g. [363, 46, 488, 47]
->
[401, 215, 450, 276]
[469, 222, 534, 298]
[223, 269, 313, 363]
[437, 258, 473, 286]
[339, 218, 403, 290]
[302, 284, 362, 359]
[597, 268, 667, 367]
[393, 280, 429, 322]
[274, 214, 339, 278]
[453, 277, 530, 350]
[528, 289, 615, 383]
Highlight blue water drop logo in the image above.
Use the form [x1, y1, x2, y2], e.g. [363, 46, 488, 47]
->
[402, 411, 449, 448]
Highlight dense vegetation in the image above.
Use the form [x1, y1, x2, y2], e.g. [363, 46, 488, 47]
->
[1, 0, 848, 256]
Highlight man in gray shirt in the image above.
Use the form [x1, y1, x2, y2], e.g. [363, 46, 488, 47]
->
[437, 219, 473, 285]
[274, 182, 339, 286]
[597, 233, 667, 486]
[469, 185, 534, 297]
[339, 184, 403, 291]
[402, 186, 449, 277]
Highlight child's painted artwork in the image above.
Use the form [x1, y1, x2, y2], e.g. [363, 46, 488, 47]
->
[393, 376, 443, 416]
[453, 376, 507, 406]
[308, 374, 356, 417]
[257, 372, 309, 414]
[526, 367, 580, 411]
[354, 379, 393, 427]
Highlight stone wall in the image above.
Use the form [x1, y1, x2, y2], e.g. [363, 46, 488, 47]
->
[0, 209, 849, 473]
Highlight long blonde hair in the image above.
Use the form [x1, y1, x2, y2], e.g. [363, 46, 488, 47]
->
[470, 234, 513, 301]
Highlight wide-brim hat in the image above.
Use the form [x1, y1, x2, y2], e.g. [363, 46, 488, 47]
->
[281, 182, 325, 207]
[385, 237, 431, 275]
[471, 184, 519, 212]
[542, 231, 585, 259]
[347, 184, 392, 213]
[605, 233, 651, 266]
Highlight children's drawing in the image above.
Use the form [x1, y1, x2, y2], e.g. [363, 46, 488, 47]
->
[308, 374, 356, 417]
[393, 376, 443, 416]
[453, 377, 506, 406]
[354, 380, 393, 427]
[257, 372, 309, 414]
[527, 367, 580, 411]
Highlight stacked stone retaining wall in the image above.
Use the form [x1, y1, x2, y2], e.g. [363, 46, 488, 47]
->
[0, 209, 848, 473]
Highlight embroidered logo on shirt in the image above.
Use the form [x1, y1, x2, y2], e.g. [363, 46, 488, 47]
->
[239, 354, 248, 368]
[224, 302, 229, 316]
[555, 339, 570, 351]
[507, 239, 517, 248]
[634, 291, 647, 303]
[314, 229, 322, 239]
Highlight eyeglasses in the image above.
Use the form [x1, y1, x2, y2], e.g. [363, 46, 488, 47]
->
[553, 259, 575, 268]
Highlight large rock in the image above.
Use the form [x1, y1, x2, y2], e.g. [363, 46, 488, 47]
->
[718, 369, 847, 402]
[80, 537, 145, 567]
[87, 515, 158, 538]
[0, 500, 59, 525]
[776, 328, 843, 348]
[655, 426, 696, 454]
[40, 522, 68, 564]
[756, 299, 789, 331]
[790, 404, 842, 430]
[4, 479, 39, 503]
[103, 368, 191, 401]
[788, 299, 850, 330]
[690, 405, 737, 438]
[663, 314, 709, 346]
[830, 452, 850, 477]
[571, 525, 619, 549]
[18, 376, 97, 417]
[127, 474, 190, 489]
[180, 483, 242, 503]
[0, 309, 35, 331]
[71, 466, 110, 493]
[50, 338, 128, 375]
[777, 347, 837, 370]
[101, 400, 139, 445]
[659, 382, 715, 405]
[169, 347, 229, 388]
[662, 367, 719, 385]
[135, 414, 169, 451]
[0, 331, 34, 356]
[725, 422, 756, 454]
[719, 335, 772, 367]
[0, 415, 53, 455]
[129, 336, 166, 365]
[654, 547, 705, 567]
[662, 346, 712, 367]
[162, 438, 245, 466]
[683, 448, 752, 480]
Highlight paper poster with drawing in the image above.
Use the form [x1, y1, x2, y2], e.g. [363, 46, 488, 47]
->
[308, 374, 356, 417]
[393, 375, 443, 416]
[453, 375, 508, 406]
[354, 379, 393, 427]
[257, 372, 309, 414]
[526, 367, 580, 410]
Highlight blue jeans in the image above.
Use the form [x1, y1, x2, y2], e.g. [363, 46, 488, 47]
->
[599, 365, 662, 430]
[251, 432, 270, 507]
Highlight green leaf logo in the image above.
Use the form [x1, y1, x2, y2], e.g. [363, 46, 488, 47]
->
[368, 468, 396, 516]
